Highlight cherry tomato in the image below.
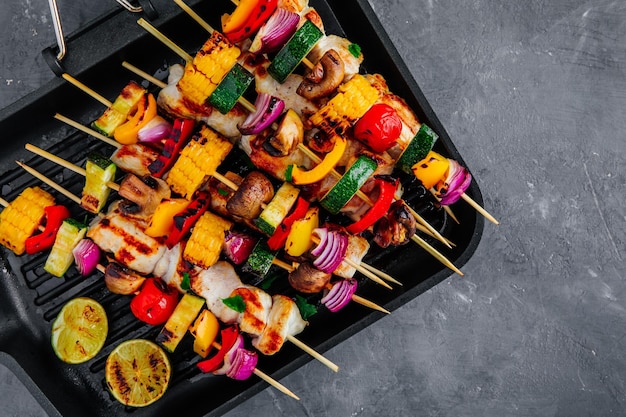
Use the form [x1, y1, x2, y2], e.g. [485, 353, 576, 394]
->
[130, 278, 179, 325]
[353, 103, 403, 153]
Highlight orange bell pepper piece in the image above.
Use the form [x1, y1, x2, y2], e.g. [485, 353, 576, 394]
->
[411, 150, 450, 189]
[288, 136, 347, 185]
[114, 93, 157, 145]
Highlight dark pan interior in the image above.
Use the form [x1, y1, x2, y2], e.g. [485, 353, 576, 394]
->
[0, 0, 484, 416]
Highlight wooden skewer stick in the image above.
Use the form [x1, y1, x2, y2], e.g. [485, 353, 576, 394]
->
[272, 258, 390, 314]
[461, 193, 499, 225]
[137, 18, 193, 63]
[24, 144, 120, 192]
[16, 161, 81, 205]
[121, 61, 167, 89]
[15, 159, 337, 375]
[285, 334, 338, 372]
[54, 113, 122, 149]
[54, 113, 121, 149]
[61, 74, 111, 107]
[411, 233, 463, 276]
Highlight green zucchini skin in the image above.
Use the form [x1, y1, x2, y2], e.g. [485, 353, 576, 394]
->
[268, 20, 324, 83]
[396, 124, 438, 174]
[243, 240, 277, 277]
[254, 182, 300, 235]
[208, 64, 255, 114]
[320, 155, 378, 215]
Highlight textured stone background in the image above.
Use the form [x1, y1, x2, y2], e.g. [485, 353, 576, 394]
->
[1, 0, 625, 416]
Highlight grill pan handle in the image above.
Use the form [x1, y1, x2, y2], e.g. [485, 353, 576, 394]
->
[42, 0, 159, 76]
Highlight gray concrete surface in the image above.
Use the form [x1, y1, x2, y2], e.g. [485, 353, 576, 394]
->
[1, 0, 625, 416]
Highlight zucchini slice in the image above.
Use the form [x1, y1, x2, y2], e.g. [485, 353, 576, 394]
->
[208, 64, 255, 114]
[243, 240, 277, 278]
[92, 81, 146, 136]
[44, 218, 88, 277]
[81, 152, 117, 214]
[267, 19, 324, 83]
[396, 124, 438, 174]
[254, 182, 300, 236]
[320, 155, 378, 214]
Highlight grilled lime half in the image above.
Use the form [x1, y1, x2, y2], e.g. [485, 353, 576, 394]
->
[105, 339, 171, 407]
[51, 297, 108, 364]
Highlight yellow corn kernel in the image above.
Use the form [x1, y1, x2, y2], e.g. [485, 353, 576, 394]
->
[166, 126, 233, 199]
[309, 74, 380, 137]
[0, 186, 55, 255]
[183, 211, 233, 269]
[177, 63, 219, 107]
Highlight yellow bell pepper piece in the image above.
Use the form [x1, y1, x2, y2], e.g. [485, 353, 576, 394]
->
[412, 150, 450, 189]
[221, 0, 259, 33]
[189, 309, 220, 358]
[114, 93, 157, 145]
[144, 198, 190, 238]
[285, 206, 319, 256]
[290, 136, 347, 185]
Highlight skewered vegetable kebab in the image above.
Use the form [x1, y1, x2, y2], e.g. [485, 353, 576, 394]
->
[163, 4, 450, 244]
[17, 150, 386, 370]
[54, 75, 401, 289]
[197, 0, 498, 225]
[0, 196, 299, 399]
[132, 21, 462, 277]
[14, 159, 340, 373]
[23, 141, 390, 315]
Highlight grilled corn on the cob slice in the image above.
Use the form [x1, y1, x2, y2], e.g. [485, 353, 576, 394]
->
[183, 211, 233, 269]
[309, 74, 380, 137]
[177, 32, 241, 107]
[166, 126, 233, 199]
[0, 187, 55, 255]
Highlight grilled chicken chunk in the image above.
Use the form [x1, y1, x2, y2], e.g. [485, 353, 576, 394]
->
[110, 143, 160, 177]
[229, 285, 273, 336]
[252, 294, 307, 355]
[153, 242, 198, 292]
[190, 261, 243, 325]
[333, 234, 370, 279]
[87, 207, 166, 275]
[309, 35, 363, 82]
[118, 174, 171, 216]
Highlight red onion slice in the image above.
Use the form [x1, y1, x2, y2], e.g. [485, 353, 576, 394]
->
[238, 93, 285, 135]
[72, 238, 100, 276]
[226, 348, 258, 380]
[213, 334, 245, 375]
[249, 8, 300, 55]
[137, 116, 172, 143]
[321, 279, 358, 312]
[437, 159, 472, 205]
[312, 228, 348, 274]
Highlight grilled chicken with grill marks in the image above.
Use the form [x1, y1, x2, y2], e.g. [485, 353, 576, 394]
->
[229, 285, 273, 336]
[153, 242, 199, 293]
[110, 143, 160, 177]
[190, 261, 243, 325]
[87, 204, 166, 275]
[252, 294, 307, 355]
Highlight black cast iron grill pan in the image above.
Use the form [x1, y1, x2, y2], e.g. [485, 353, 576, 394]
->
[0, 0, 484, 415]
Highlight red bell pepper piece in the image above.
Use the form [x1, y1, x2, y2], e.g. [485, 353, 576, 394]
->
[148, 118, 195, 178]
[165, 190, 211, 248]
[130, 277, 180, 326]
[24, 205, 71, 255]
[266, 196, 310, 251]
[346, 176, 398, 234]
[197, 325, 240, 373]
[224, 0, 278, 44]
